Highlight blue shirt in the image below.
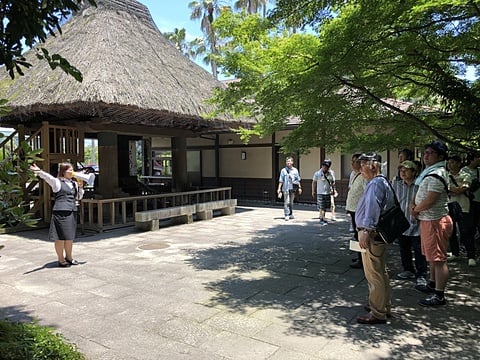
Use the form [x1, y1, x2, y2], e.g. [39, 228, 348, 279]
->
[355, 176, 396, 230]
[279, 166, 301, 192]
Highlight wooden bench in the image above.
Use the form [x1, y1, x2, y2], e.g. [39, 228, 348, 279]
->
[135, 205, 195, 231]
[195, 199, 237, 220]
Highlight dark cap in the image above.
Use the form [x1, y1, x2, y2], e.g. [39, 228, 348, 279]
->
[322, 159, 332, 167]
[448, 154, 461, 163]
[424, 140, 448, 156]
[358, 152, 382, 163]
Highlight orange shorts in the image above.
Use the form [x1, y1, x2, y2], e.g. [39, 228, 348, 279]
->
[420, 216, 453, 262]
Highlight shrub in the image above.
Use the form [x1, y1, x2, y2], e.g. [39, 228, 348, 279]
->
[0, 319, 85, 360]
[0, 140, 43, 229]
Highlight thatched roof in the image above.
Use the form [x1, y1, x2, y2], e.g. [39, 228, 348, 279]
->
[0, 0, 250, 134]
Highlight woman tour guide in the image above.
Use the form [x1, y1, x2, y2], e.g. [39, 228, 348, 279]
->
[30, 162, 84, 267]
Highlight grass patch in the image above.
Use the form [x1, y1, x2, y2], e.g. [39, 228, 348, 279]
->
[0, 319, 85, 359]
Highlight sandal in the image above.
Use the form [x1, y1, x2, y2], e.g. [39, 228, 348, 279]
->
[65, 258, 79, 265]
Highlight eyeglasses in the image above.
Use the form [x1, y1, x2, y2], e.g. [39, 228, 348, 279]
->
[424, 150, 437, 155]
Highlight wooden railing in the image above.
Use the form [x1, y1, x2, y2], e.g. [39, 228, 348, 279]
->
[79, 187, 233, 232]
[0, 127, 43, 159]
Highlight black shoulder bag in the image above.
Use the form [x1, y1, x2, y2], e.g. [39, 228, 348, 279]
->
[376, 176, 410, 244]
[286, 167, 299, 193]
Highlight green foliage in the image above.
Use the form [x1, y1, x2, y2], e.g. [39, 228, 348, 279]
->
[35, 48, 83, 82]
[163, 27, 209, 63]
[0, 319, 85, 360]
[0, 98, 12, 117]
[211, 0, 480, 154]
[0, 0, 96, 80]
[0, 141, 43, 229]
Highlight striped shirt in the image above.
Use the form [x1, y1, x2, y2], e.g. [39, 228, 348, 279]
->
[415, 168, 449, 221]
[392, 178, 419, 236]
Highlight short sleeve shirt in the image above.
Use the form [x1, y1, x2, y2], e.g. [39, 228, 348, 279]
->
[313, 169, 335, 195]
[345, 173, 367, 212]
[461, 166, 480, 202]
[449, 169, 472, 213]
[415, 168, 449, 221]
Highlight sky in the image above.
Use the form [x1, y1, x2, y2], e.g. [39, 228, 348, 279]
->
[139, 1, 212, 72]
[140, 1, 203, 41]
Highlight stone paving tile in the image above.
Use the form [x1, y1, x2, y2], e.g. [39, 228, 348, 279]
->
[199, 330, 279, 359]
[0, 204, 479, 359]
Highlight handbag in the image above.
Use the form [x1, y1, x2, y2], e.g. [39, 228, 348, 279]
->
[447, 201, 463, 222]
[376, 177, 410, 244]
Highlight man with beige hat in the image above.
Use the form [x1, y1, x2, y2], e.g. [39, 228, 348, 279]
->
[392, 160, 428, 290]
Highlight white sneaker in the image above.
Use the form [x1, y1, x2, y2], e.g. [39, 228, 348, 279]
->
[447, 254, 458, 262]
[284, 216, 289, 221]
[416, 276, 427, 287]
[289, 215, 295, 219]
[468, 259, 476, 267]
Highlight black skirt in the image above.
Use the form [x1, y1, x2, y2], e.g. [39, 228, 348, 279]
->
[49, 210, 77, 241]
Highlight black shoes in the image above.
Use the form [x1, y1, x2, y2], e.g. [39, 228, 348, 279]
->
[65, 258, 79, 265]
[58, 258, 79, 267]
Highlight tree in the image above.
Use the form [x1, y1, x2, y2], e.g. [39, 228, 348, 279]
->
[233, 0, 272, 16]
[0, 0, 96, 81]
[0, 0, 95, 229]
[210, 0, 480, 153]
[189, 0, 230, 79]
[163, 27, 208, 62]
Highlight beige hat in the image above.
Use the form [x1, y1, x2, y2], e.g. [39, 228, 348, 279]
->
[398, 160, 416, 169]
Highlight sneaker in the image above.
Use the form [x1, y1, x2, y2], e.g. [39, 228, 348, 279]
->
[397, 271, 415, 280]
[468, 258, 476, 267]
[415, 281, 435, 294]
[419, 294, 446, 306]
[416, 276, 427, 287]
[331, 217, 337, 222]
[284, 216, 289, 221]
[319, 219, 328, 226]
[447, 254, 459, 262]
[289, 215, 295, 220]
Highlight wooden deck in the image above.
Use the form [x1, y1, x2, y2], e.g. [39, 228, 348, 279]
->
[79, 187, 233, 232]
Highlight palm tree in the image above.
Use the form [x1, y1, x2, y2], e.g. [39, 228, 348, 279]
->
[233, 0, 274, 17]
[163, 28, 189, 56]
[188, 0, 227, 79]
